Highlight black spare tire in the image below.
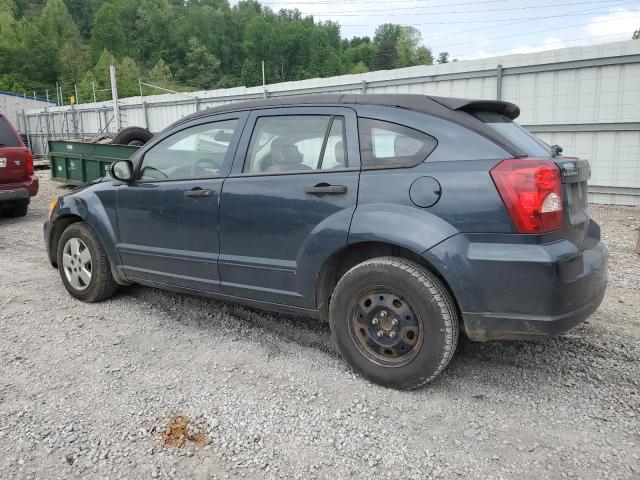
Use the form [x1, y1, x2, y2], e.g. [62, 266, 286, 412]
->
[112, 126, 153, 146]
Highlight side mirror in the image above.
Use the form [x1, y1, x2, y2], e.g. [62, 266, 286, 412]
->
[109, 160, 133, 183]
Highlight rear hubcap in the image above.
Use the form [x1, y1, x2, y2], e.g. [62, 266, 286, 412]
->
[350, 289, 422, 367]
[62, 237, 93, 291]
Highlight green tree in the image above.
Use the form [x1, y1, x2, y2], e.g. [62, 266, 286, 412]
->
[90, 3, 125, 61]
[351, 61, 369, 74]
[343, 39, 377, 72]
[117, 56, 143, 97]
[59, 36, 90, 86]
[241, 15, 275, 85]
[1, 0, 443, 98]
[133, 0, 176, 63]
[0, 74, 25, 92]
[0, 0, 22, 74]
[78, 49, 117, 102]
[15, 20, 60, 89]
[40, 0, 79, 42]
[148, 58, 173, 88]
[63, 0, 100, 38]
[396, 26, 428, 68]
[184, 37, 221, 89]
[633, 28, 639, 40]
[373, 23, 403, 70]
[437, 51, 449, 64]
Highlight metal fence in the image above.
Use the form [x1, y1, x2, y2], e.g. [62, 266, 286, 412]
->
[19, 40, 640, 205]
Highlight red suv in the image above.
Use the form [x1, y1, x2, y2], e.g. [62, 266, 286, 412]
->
[0, 113, 38, 217]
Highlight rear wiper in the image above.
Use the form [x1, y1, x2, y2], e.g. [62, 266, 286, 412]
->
[551, 144, 563, 158]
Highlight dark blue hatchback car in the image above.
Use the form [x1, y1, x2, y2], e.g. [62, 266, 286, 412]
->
[44, 94, 608, 388]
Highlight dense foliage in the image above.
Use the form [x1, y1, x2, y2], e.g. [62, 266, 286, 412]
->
[0, 0, 447, 103]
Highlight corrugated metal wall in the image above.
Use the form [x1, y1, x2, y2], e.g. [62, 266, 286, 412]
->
[0, 92, 53, 132]
[20, 40, 640, 205]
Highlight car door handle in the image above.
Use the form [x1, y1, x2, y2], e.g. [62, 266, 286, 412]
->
[304, 184, 347, 195]
[184, 188, 215, 198]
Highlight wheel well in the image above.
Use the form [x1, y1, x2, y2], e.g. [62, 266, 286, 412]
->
[49, 215, 83, 267]
[316, 241, 459, 320]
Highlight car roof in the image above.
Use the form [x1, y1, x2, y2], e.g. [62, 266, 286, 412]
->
[175, 93, 519, 124]
[168, 94, 526, 157]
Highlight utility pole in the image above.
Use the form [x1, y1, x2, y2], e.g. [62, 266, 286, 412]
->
[262, 61, 267, 99]
[93, 82, 103, 133]
[110, 65, 121, 131]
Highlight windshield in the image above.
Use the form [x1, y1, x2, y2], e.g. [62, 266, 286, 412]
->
[473, 111, 552, 157]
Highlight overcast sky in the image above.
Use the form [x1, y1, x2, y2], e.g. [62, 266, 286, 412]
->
[243, 0, 640, 60]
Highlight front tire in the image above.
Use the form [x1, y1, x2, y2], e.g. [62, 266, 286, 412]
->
[57, 222, 118, 302]
[329, 257, 459, 389]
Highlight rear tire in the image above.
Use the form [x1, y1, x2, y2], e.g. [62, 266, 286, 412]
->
[57, 222, 118, 302]
[2, 202, 28, 217]
[329, 257, 459, 389]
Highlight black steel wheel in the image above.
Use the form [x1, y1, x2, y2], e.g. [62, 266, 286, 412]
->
[329, 257, 459, 389]
[350, 288, 423, 367]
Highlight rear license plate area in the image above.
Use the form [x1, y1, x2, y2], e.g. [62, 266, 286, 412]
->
[0, 157, 5, 168]
[566, 181, 588, 225]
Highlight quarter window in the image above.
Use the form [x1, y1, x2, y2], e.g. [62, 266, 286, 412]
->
[244, 115, 347, 174]
[0, 116, 21, 147]
[139, 119, 237, 181]
[358, 118, 437, 168]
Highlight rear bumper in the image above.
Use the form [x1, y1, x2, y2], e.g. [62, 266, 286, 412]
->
[0, 187, 29, 203]
[462, 286, 605, 341]
[0, 175, 39, 200]
[423, 228, 608, 341]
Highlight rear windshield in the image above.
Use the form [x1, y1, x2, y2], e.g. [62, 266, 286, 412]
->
[473, 111, 551, 157]
[0, 116, 21, 147]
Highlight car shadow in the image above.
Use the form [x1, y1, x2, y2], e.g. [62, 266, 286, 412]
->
[125, 285, 637, 393]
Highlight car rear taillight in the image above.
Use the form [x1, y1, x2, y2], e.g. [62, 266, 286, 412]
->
[25, 150, 34, 175]
[490, 158, 563, 234]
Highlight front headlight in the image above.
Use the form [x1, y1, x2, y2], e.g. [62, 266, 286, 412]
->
[48, 197, 59, 219]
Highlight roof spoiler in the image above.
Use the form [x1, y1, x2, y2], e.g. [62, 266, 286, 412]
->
[428, 96, 520, 120]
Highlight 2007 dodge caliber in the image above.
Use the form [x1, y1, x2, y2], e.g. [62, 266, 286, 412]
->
[44, 94, 608, 388]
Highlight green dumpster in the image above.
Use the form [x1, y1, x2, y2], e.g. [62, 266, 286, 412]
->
[48, 140, 139, 185]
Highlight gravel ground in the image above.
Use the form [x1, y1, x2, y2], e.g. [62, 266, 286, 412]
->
[0, 171, 639, 480]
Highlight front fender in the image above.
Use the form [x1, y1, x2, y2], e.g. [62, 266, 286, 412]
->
[52, 183, 120, 269]
[348, 204, 459, 254]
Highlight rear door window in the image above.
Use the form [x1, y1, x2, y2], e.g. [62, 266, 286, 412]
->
[0, 116, 21, 147]
[244, 115, 347, 174]
[472, 111, 551, 157]
[358, 118, 436, 169]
